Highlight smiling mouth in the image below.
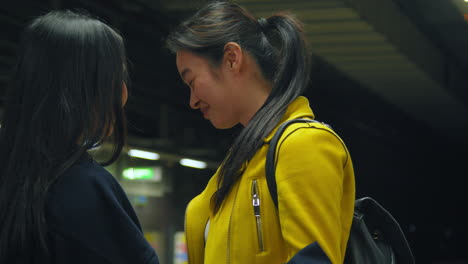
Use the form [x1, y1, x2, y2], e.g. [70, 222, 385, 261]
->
[201, 107, 209, 118]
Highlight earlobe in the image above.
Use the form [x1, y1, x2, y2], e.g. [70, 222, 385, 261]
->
[223, 42, 242, 72]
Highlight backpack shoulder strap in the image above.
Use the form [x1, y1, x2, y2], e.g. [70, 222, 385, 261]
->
[266, 118, 325, 208]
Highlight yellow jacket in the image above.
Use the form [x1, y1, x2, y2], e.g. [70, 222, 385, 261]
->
[185, 96, 355, 264]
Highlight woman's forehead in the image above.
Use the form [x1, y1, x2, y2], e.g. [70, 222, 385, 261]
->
[176, 50, 213, 75]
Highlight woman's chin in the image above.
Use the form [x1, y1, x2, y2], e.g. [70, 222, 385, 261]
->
[210, 119, 237, 130]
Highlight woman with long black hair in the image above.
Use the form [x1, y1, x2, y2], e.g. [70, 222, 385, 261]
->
[167, 1, 355, 263]
[0, 10, 159, 264]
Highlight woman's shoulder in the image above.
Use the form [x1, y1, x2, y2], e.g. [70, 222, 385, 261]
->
[60, 156, 115, 186]
[45, 157, 158, 264]
[46, 155, 124, 223]
[275, 120, 350, 164]
[279, 120, 345, 146]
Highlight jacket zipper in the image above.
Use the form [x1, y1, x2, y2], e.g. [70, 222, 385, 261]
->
[252, 179, 265, 252]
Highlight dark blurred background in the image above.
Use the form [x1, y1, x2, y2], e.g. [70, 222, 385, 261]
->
[1, 0, 468, 263]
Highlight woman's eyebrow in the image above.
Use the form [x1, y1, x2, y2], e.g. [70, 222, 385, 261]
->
[180, 68, 192, 81]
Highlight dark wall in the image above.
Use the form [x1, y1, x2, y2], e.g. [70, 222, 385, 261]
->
[308, 56, 468, 263]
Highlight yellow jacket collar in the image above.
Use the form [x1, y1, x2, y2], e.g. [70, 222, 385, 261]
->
[264, 96, 315, 143]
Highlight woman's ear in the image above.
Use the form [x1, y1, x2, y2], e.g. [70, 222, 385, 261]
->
[223, 42, 242, 73]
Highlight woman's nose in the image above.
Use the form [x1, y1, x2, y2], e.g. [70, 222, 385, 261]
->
[189, 91, 200, 109]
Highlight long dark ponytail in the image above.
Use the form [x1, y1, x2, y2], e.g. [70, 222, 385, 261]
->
[167, 1, 310, 210]
[0, 10, 128, 262]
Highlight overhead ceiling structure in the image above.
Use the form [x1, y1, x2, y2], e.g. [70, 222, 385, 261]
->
[157, 0, 468, 144]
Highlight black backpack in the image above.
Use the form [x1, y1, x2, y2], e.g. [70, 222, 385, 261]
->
[265, 119, 415, 264]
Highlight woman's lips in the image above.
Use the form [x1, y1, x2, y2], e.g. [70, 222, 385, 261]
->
[201, 107, 209, 118]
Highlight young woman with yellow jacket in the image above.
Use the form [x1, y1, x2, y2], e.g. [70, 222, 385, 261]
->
[167, 1, 355, 263]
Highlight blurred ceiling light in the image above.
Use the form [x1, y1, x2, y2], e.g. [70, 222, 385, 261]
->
[128, 149, 160, 160]
[180, 158, 207, 169]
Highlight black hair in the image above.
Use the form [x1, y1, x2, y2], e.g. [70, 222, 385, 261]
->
[166, 1, 310, 211]
[0, 10, 128, 262]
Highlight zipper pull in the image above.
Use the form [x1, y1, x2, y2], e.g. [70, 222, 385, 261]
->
[252, 180, 261, 215]
[251, 179, 265, 252]
[253, 193, 261, 216]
